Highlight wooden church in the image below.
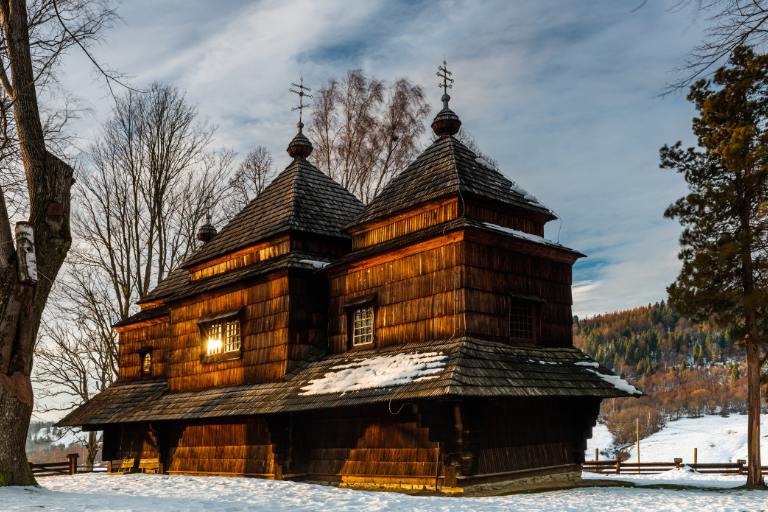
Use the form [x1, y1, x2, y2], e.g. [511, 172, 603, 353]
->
[60, 65, 639, 494]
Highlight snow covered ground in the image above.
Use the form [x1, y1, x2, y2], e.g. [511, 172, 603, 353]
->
[1, 473, 766, 512]
[582, 466, 746, 489]
[586, 414, 768, 463]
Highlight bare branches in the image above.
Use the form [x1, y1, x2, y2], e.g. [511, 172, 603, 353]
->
[309, 70, 430, 203]
[33, 83, 234, 454]
[224, 145, 274, 218]
[671, 0, 768, 91]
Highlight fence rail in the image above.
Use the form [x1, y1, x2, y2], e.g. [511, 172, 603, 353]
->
[29, 454, 79, 477]
[583, 458, 768, 475]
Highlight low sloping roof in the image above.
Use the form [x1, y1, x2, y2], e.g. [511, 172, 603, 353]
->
[130, 252, 331, 315]
[182, 159, 363, 269]
[355, 136, 556, 226]
[113, 306, 169, 328]
[58, 338, 639, 428]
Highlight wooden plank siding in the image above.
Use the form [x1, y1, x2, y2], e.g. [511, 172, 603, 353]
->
[189, 236, 290, 281]
[117, 319, 170, 380]
[328, 225, 578, 352]
[296, 406, 444, 489]
[464, 201, 546, 237]
[166, 419, 279, 477]
[462, 232, 577, 347]
[350, 198, 459, 250]
[166, 272, 291, 391]
[465, 398, 593, 476]
[328, 235, 466, 353]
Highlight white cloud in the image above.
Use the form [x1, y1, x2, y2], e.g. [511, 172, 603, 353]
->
[50, 0, 704, 317]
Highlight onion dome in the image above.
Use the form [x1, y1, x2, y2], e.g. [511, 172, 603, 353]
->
[196, 213, 217, 244]
[287, 121, 313, 160]
[431, 93, 461, 137]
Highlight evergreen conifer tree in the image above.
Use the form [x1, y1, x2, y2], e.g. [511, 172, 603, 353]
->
[660, 46, 768, 487]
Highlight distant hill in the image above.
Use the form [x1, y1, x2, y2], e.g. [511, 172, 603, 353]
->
[574, 301, 741, 378]
[574, 302, 752, 454]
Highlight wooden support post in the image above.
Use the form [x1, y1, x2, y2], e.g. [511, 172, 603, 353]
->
[434, 442, 441, 492]
[674, 457, 683, 469]
[737, 459, 746, 475]
[694, 447, 697, 467]
[107, 460, 113, 473]
[595, 448, 599, 462]
[615, 459, 621, 474]
[452, 402, 464, 457]
[67, 453, 78, 475]
[452, 402, 473, 476]
[286, 413, 294, 473]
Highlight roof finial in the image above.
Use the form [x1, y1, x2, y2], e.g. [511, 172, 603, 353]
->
[197, 201, 217, 244]
[431, 60, 461, 137]
[290, 76, 313, 131]
[437, 59, 453, 109]
[287, 76, 314, 159]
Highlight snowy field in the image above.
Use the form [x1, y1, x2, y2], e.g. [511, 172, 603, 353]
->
[1, 473, 767, 512]
[586, 414, 768, 463]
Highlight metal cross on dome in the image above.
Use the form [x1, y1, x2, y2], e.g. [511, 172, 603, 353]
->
[290, 77, 313, 126]
[436, 60, 454, 109]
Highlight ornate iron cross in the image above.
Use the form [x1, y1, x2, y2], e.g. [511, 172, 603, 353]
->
[290, 77, 313, 125]
[437, 60, 454, 97]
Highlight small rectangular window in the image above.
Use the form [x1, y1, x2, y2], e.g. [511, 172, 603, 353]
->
[351, 306, 374, 346]
[204, 318, 241, 357]
[509, 301, 535, 340]
[140, 350, 152, 376]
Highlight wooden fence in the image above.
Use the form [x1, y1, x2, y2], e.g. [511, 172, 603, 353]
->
[583, 458, 768, 475]
[30, 454, 79, 477]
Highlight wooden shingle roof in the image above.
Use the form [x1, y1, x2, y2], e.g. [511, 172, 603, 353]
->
[355, 135, 556, 226]
[58, 338, 639, 428]
[132, 252, 331, 313]
[182, 158, 363, 268]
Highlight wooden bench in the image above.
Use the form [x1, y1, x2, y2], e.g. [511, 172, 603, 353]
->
[111, 457, 162, 474]
[139, 458, 163, 474]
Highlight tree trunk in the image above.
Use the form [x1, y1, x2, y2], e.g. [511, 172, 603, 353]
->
[87, 431, 97, 470]
[0, 0, 74, 487]
[0, 373, 33, 485]
[745, 339, 764, 488]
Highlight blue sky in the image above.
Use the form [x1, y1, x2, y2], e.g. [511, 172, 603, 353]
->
[55, 0, 709, 317]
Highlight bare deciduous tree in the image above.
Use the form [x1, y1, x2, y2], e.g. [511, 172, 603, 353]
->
[224, 145, 274, 218]
[33, 83, 234, 466]
[671, 0, 768, 89]
[0, 0, 118, 486]
[309, 70, 430, 203]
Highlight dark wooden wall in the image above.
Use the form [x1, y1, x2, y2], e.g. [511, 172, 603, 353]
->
[464, 201, 546, 237]
[294, 405, 443, 489]
[463, 398, 596, 476]
[117, 320, 169, 380]
[463, 230, 577, 348]
[166, 272, 290, 391]
[166, 418, 278, 477]
[328, 233, 466, 353]
[287, 270, 328, 369]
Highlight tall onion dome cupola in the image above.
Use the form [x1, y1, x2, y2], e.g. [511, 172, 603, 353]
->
[431, 60, 461, 137]
[287, 77, 313, 160]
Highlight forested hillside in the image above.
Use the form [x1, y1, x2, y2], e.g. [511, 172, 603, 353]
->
[574, 302, 753, 455]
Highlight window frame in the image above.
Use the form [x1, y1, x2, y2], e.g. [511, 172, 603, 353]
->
[197, 308, 244, 363]
[139, 349, 153, 377]
[507, 294, 544, 344]
[344, 294, 377, 350]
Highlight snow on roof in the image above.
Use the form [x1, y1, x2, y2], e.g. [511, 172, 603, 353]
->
[300, 351, 448, 396]
[299, 259, 330, 269]
[481, 222, 572, 251]
[587, 370, 642, 396]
